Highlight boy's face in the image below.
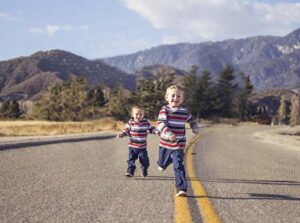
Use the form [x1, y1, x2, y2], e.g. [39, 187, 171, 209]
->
[165, 89, 183, 108]
[132, 109, 144, 122]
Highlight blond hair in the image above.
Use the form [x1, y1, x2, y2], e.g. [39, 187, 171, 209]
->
[165, 85, 184, 98]
[131, 105, 144, 115]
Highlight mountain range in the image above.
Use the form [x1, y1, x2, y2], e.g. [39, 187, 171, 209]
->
[101, 28, 300, 91]
[0, 28, 300, 101]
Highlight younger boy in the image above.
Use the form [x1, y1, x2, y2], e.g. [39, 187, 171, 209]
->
[117, 106, 158, 177]
[156, 85, 199, 197]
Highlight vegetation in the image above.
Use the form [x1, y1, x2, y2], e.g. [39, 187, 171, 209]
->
[1, 64, 299, 129]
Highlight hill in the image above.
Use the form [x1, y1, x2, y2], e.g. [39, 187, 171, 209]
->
[0, 50, 135, 100]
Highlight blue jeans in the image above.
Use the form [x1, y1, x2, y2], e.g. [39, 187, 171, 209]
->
[127, 147, 150, 175]
[157, 147, 187, 191]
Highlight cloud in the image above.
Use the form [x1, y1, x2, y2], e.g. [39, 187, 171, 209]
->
[29, 24, 89, 36]
[122, 0, 300, 42]
[0, 12, 9, 18]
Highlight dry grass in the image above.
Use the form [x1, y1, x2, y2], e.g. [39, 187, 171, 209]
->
[0, 118, 125, 136]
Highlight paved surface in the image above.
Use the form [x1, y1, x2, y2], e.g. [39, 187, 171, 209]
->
[195, 125, 300, 223]
[0, 133, 176, 223]
[1, 125, 300, 222]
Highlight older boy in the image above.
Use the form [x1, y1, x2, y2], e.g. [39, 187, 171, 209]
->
[156, 85, 199, 197]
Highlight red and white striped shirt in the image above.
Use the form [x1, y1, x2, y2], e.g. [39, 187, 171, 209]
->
[120, 119, 157, 149]
[156, 105, 198, 150]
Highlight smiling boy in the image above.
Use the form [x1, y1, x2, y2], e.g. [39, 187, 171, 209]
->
[156, 85, 199, 197]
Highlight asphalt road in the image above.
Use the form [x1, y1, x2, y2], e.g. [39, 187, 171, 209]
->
[0, 133, 175, 223]
[195, 125, 300, 223]
[1, 125, 300, 223]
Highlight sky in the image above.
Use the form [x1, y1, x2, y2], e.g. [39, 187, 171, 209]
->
[1, 0, 300, 61]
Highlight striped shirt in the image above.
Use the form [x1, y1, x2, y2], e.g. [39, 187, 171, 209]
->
[120, 119, 157, 149]
[156, 105, 198, 150]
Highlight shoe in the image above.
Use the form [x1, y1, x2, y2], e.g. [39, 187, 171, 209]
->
[176, 190, 187, 197]
[125, 173, 133, 177]
[158, 166, 165, 171]
[141, 170, 148, 177]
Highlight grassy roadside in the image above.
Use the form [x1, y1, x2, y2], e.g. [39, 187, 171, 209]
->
[0, 118, 125, 136]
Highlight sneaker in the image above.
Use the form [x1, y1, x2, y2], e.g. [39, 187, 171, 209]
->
[176, 190, 187, 197]
[158, 166, 165, 171]
[125, 173, 133, 177]
[141, 170, 148, 177]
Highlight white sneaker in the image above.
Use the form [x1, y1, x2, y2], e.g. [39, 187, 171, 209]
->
[158, 166, 165, 171]
[176, 190, 187, 197]
[125, 173, 133, 177]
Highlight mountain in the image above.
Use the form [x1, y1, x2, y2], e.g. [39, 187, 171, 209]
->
[0, 50, 135, 100]
[101, 28, 300, 91]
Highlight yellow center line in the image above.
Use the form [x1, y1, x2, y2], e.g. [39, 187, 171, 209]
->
[186, 134, 221, 223]
[174, 188, 192, 223]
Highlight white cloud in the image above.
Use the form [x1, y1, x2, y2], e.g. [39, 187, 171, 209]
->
[0, 12, 9, 18]
[29, 24, 89, 36]
[122, 0, 300, 42]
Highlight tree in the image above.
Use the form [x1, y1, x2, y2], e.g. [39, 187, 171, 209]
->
[290, 94, 300, 127]
[278, 95, 287, 125]
[10, 100, 21, 119]
[107, 85, 131, 121]
[33, 78, 88, 121]
[0, 101, 11, 119]
[238, 73, 254, 120]
[214, 66, 237, 117]
[182, 65, 198, 115]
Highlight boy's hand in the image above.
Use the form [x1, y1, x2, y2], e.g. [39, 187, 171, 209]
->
[116, 133, 123, 138]
[168, 134, 177, 142]
[192, 128, 199, 134]
[154, 130, 160, 136]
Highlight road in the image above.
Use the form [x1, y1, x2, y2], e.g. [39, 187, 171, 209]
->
[0, 125, 299, 222]
[195, 125, 300, 223]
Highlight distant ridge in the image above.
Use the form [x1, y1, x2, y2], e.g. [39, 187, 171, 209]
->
[101, 28, 300, 91]
[0, 50, 135, 100]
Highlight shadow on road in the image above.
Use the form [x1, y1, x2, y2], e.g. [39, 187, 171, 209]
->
[134, 176, 175, 181]
[200, 178, 300, 186]
[0, 135, 116, 151]
[187, 177, 300, 201]
[187, 193, 300, 201]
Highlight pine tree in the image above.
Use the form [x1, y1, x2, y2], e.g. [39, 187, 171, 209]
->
[214, 66, 237, 117]
[182, 65, 198, 115]
[10, 100, 21, 119]
[238, 73, 254, 120]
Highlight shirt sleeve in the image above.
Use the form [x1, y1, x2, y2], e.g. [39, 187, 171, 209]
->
[120, 122, 131, 137]
[156, 106, 174, 137]
[187, 113, 199, 130]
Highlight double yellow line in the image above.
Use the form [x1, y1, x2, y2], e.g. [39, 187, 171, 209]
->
[174, 134, 221, 223]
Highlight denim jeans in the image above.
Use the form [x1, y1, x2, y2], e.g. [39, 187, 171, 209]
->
[157, 147, 187, 191]
[127, 147, 150, 175]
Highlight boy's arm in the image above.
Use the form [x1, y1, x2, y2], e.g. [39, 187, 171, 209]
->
[117, 123, 131, 138]
[147, 124, 159, 135]
[156, 107, 175, 138]
[187, 114, 200, 134]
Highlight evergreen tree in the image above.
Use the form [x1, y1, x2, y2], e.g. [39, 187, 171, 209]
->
[214, 66, 237, 117]
[182, 65, 198, 115]
[10, 100, 21, 119]
[196, 70, 216, 118]
[238, 73, 254, 120]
